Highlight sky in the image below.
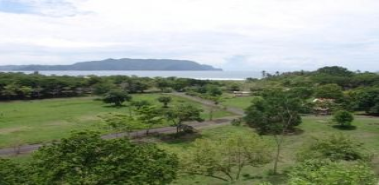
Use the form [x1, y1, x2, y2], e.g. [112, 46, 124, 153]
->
[0, 0, 378, 71]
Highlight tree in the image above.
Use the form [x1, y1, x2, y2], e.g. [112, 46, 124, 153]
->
[130, 100, 151, 110]
[155, 77, 171, 92]
[333, 110, 354, 128]
[100, 113, 144, 137]
[315, 84, 343, 100]
[261, 70, 266, 78]
[135, 105, 164, 135]
[0, 158, 28, 185]
[316, 66, 353, 76]
[206, 84, 223, 97]
[288, 87, 314, 100]
[18, 86, 33, 99]
[288, 160, 376, 185]
[244, 90, 302, 134]
[157, 96, 172, 108]
[102, 90, 132, 106]
[29, 131, 178, 185]
[165, 104, 203, 134]
[356, 87, 379, 115]
[1, 83, 18, 99]
[92, 81, 116, 95]
[244, 89, 302, 174]
[180, 133, 271, 182]
[296, 134, 367, 162]
[313, 66, 354, 88]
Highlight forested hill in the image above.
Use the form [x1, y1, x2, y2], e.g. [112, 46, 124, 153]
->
[0, 58, 222, 71]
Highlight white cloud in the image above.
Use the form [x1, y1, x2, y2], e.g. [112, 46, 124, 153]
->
[0, 0, 378, 71]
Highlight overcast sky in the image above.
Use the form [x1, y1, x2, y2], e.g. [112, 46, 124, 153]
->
[0, 0, 378, 71]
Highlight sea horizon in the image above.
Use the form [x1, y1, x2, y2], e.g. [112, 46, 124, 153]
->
[0, 70, 262, 81]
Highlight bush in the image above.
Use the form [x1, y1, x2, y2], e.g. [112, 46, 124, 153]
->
[231, 118, 242, 126]
[297, 134, 368, 162]
[333, 110, 354, 127]
[288, 160, 377, 185]
[102, 90, 131, 106]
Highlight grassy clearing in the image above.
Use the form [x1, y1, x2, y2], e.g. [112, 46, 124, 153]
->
[221, 94, 255, 109]
[153, 115, 379, 184]
[0, 94, 232, 148]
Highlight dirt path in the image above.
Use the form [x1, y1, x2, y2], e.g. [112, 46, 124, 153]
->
[170, 93, 245, 116]
[0, 94, 244, 156]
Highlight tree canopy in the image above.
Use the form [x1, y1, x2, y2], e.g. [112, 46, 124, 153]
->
[288, 160, 376, 185]
[29, 131, 179, 185]
[180, 133, 271, 182]
[244, 89, 302, 134]
[102, 90, 132, 106]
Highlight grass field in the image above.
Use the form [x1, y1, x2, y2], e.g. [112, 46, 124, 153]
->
[153, 115, 379, 184]
[221, 94, 255, 109]
[0, 94, 233, 148]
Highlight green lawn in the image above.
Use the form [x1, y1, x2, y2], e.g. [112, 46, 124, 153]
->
[221, 95, 255, 109]
[0, 94, 232, 148]
[154, 115, 379, 184]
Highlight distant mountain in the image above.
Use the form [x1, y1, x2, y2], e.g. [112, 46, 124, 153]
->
[0, 58, 222, 71]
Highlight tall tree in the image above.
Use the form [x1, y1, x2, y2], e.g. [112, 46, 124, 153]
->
[180, 133, 271, 182]
[244, 89, 302, 174]
[157, 96, 172, 108]
[135, 105, 164, 135]
[102, 90, 132, 106]
[100, 113, 144, 137]
[164, 104, 203, 134]
[315, 84, 343, 100]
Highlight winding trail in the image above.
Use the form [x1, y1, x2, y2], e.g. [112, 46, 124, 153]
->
[0, 93, 244, 156]
[170, 93, 245, 116]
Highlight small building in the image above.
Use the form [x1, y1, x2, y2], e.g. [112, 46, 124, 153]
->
[313, 98, 335, 116]
[233, 91, 251, 97]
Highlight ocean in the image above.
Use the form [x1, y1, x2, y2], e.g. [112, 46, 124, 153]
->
[8, 71, 261, 81]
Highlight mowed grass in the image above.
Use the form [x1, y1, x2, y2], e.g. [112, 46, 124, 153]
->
[0, 94, 233, 148]
[155, 115, 379, 185]
[221, 94, 255, 109]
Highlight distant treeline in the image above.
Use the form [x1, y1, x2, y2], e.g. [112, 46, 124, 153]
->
[258, 66, 379, 88]
[1, 66, 379, 115]
[0, 72, 221, 100]
[253, 66, 379, 115]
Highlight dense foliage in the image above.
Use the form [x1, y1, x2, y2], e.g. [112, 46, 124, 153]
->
[297, 134, 368, 162]
[244, 89, 302, 134]
[29, 131, 179, 185]
[288, 160, 376, 185]
[333, 110, 354, 127]
[102, 90, 132, 106]
[0, 132, 179, 185]
[0, 72, 220, 100]
[0, 159, 28, 185]
[180, 133, 271, 182]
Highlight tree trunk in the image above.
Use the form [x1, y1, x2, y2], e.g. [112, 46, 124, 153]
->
[209, 108, 213, 121]
[273, 134, 283, 174]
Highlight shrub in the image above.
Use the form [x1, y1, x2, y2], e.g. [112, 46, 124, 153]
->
[333, 110, 354, 127]
[288, 160, 376, 185]
[297, 134, 368, 162]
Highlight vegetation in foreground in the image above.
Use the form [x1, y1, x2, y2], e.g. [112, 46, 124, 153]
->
[161, 115, 379, 184]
